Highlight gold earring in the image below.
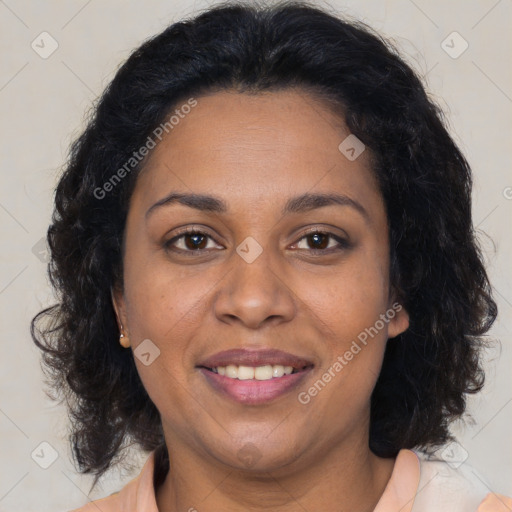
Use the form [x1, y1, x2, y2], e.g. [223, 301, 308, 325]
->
[119, 326, 130, 348]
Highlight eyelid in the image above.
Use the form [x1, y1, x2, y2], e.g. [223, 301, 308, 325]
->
[165, 226, 223, 252]
[290, 228, 351, 252]
[164, 225, 351, 255]
[297, 225, 350, 241]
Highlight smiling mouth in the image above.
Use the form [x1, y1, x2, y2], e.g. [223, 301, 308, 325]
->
[199, 364, 313, 380]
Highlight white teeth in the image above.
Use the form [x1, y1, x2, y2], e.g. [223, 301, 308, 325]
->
[237, 365, 255, 380]
[213, 364, 297, 380]
[254, 365, 273, 380]
[272, 365, 285, 378]
[225, 365, 238, 378]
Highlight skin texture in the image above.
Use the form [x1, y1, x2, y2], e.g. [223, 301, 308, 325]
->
[113, 89, 410, 512]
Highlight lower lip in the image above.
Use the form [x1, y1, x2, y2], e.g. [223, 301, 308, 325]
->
[198, 367, 312, 405]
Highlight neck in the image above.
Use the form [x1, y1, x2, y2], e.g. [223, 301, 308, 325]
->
[155, 432, 395, 512]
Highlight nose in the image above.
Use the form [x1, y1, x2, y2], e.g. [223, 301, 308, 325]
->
[213, 246, 296, 330]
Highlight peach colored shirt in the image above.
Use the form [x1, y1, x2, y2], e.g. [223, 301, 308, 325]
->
[70, 449, 511, 511]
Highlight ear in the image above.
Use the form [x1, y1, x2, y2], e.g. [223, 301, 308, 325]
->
[387, 301, 409, 339]
[111, 285, 128, 334]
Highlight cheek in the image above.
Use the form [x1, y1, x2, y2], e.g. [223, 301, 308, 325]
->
[121, 253, 206, 417]
[121, 242, 205, 380]
[295, 245, 390, 404]
[301, 249, 390, 344]
[124, 258, 204, 342]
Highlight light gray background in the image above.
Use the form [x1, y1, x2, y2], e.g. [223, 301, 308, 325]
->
[0, 0, 511, 510]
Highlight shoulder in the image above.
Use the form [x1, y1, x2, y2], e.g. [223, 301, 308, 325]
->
[477, 493, 512, 511]
[409, 448, 511, 512]
[68, 451, 158, 512]
[68, 490, 122, 512]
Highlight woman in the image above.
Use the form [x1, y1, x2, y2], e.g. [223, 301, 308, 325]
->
[31, 1, 511, 510]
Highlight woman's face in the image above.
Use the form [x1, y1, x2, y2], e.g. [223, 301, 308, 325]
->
[114, 89, 409, 472]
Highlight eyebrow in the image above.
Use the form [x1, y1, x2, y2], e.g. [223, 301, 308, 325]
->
[145, 192, 370, 222]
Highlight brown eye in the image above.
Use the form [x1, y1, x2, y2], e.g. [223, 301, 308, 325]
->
[181, 232, 208, 250]
[305, 232, 329, 250]
[165, 229, 222, 254]
[295, 231, 350, 253]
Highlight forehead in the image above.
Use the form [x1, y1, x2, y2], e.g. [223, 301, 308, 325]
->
[133, 89, 382, 216]
[146, 89, 355, 166]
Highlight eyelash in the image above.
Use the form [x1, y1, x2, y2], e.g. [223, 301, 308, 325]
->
[164, 226, 351, 256]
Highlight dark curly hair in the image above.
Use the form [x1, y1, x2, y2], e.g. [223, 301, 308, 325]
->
[31, 0, 497, 489]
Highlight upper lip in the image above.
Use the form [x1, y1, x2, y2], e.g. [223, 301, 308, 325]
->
[197, 348, 314, 369]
